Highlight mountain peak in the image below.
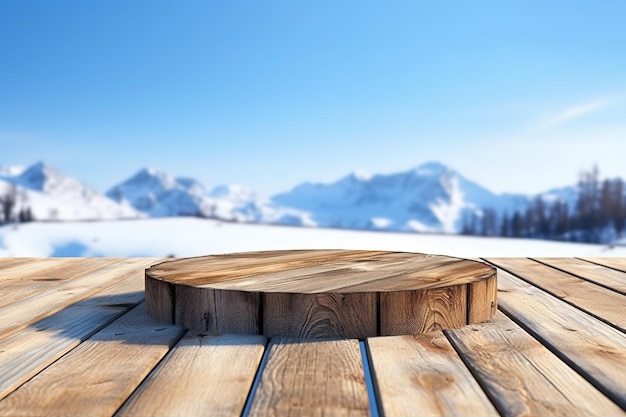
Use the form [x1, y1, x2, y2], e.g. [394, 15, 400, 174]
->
[30, 160, 47, 170]
[209, 184, 256, 201]
[134, 167, 167, 178]
[0, 161, 140, 220]
[15, 161, 67, 192]
[412, 161, 452, 176]
[350, 170, 371, 181]
[273, 160, 529, 233]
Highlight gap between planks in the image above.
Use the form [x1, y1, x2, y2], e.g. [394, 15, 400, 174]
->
[0, 271, 149, 401]
[118, 333, 266, 417]
[484, 258, 626, 333]
[0, 303, 185, 417]
[445, 312, 624, 416]
[532, 257, 626, 296]
[482, 262, 626, 410]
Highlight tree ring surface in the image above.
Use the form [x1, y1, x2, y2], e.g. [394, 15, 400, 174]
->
[145, 250, 497, 338]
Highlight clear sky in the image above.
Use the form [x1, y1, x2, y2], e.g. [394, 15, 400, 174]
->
[2, 1, 626, 196]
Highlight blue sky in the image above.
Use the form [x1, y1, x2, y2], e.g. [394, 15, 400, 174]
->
[2, 1, 626, 196]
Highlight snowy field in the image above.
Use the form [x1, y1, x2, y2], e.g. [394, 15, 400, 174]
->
[0, 218, 624, 258]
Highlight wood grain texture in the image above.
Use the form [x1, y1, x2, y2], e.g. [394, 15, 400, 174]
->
[207, 253, 492, 293]
[582, 257, 626, 273]
[214, 289, 261, 334]
[148, 250, 387, 287]
[0, 304, 184, 417]
[534, 257, 626, 294]
[145, 275, 174, 324]
[264, 292, 376, 338]
[380, 286, 467, 335]
[1, 258, 625, 416]
[0, 258, 33, 270]
[248, 338, 369, 417]
[486, 257, 626, 332]
[447, 312, 624, 417]
[495, 268, 626, 409]
[147, 250, 495, 337]
[174, 286, 261, 334]
[0, 258, 162, 340]
[0, 258, 119, 308]
[368, 332, 497, 417]
[0, 271, 146, 401]
[0, 258, 79, 281]
[118, 333, 266, 417]
[468, 274, 498, 322]
[148, 251, 494, 292]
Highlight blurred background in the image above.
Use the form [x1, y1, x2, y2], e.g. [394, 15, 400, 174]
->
[2, 0, 626, 257]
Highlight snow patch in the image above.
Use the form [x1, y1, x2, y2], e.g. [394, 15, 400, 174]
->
[351, 170, 372, 181]
[429, 174, 464, 233]
[405, 220, 433, 233]
[1, 218, 623, 258]
[369, 217, 392, 229]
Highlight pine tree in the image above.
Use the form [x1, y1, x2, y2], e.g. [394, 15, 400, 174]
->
[614, 179, 626, 237]
[0, 184, 17, 224]
[501, 212, 510, 237]
[512, 212, 523, 237]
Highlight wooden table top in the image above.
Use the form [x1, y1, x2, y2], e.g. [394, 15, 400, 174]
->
[0, 256, 625, 416]
[145, 250, 497, 338]
[146, 250, 495, 291]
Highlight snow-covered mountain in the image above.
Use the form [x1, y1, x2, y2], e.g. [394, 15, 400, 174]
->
[106, 168, 315, 226]
[0, 165, 26, 177]
[0, 162, 140, 221]
[272, 161, 529, 233]
[1, 160, 582, 234]
[106, 168, 211, 217]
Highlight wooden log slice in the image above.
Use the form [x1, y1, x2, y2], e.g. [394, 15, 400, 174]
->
[145, 250, 497, 338]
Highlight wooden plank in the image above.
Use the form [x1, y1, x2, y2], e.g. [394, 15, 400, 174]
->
[248, 338, 369, 417]
[581, 257, 626, 275]
[0, 272, 146, 401]
[447, 313, 624, 416]
[367, 332, 497, 416]
[380, 286, 467, 335]
[494, 268, 626, 409]
[486, 258, 626, 332]
[0, 304, 184, 417]
[263, 292, 376, 338]
[0, 258, 83, 281]
[0, 258, 119, 308]
[468, 274, 498, 322]
[0, 258, 161, 339]
[0, 258, 36, 271]
[118, 333, 266, 417]
[535, 257, 626, 294]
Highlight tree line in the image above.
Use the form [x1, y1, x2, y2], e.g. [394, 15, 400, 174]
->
[462, 166, 626, 244]
[0, 183, 34, 226]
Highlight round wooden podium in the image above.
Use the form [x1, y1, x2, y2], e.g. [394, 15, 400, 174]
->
[145, 250, 497, 338]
